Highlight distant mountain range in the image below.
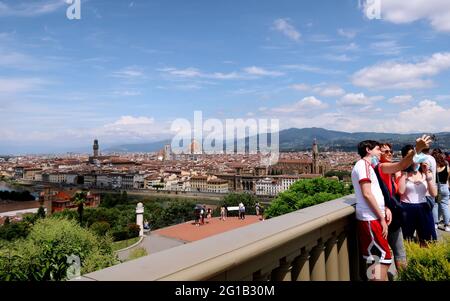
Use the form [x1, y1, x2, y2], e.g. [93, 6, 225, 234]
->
[105, 127, 450, 153]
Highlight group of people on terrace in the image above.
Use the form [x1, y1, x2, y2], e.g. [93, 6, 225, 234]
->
[352, 135, 450, 281]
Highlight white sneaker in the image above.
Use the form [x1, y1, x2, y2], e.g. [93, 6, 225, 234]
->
[435, 224, 438, 230]
[445, 226, 450, 232]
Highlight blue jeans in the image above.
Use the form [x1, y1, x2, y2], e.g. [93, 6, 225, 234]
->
[432, 184, 450, 226]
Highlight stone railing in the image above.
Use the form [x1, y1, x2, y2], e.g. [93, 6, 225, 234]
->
[79, 195, 362, 281]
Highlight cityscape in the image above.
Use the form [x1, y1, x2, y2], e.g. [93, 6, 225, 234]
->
[1, 0, 450, 287]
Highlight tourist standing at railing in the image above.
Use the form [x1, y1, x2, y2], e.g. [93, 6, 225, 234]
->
[352, 136, 432, 281]
[374, 142, 407, 271]
[432, 149, 450, 232]
[398, 145, 438, 246]
[352, 140, 392, 281]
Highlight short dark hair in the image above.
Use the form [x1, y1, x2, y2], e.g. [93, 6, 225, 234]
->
[401, 144, 414, 157]
[357, 140, 380, 158]
[380, 142, 392, 150]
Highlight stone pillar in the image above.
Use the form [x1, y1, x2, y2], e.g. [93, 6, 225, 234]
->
[136, 202, 144, 237]
[325, 235, 339, 281]
[291, 250, 310, 281]
[253, 270, 271, 281]
[310, 242, 326, 281]
[337, 232, 350, 281]
[271, 258, 292, 281]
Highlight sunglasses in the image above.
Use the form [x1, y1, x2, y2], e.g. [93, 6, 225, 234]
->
[382, 150, 393, 154]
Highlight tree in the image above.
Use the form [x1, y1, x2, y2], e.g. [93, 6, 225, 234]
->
[222, 193, 258, 215]
[0, 218, 118, 281]
[121, 191, 128, 204]
[89, 221, 111, 237]
[36, 206, 46, 219]
[265, 177, 354, 219]
[72, 191, 88, 226]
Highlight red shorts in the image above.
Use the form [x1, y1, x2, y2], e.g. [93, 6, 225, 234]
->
[357, 220, 392, 265]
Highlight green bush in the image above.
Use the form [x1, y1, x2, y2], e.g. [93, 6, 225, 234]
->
[397, 239, 450, 281]
[221, 193, 259, 216]
[127, 224, 140, 239]
[0, 221, 31, 241]
[89, 221, 111, 237]
[0, 218, 118, 281]
[265, 177, 353, 219]
[112, 229, 129, 241]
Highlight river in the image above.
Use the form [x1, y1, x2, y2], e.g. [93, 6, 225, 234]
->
[0, 181, 39, 199]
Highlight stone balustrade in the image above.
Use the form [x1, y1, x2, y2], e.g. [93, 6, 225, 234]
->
[79, 195, 361, 281]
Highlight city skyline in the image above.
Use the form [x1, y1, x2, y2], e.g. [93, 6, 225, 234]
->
[1, 0, 450, 153]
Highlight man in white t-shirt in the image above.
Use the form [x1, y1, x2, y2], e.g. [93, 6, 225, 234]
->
[352, 140, 392, 281]
[352, 136, 432, 281]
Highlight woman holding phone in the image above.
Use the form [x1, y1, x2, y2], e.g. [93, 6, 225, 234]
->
[398, 145, 438, 246]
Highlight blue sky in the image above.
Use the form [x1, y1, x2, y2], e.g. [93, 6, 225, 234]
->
[0, 0, 450, 153]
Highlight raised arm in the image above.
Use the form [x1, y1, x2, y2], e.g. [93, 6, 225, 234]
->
[380, 135, 433, 174]
[425, 170, 438, 197]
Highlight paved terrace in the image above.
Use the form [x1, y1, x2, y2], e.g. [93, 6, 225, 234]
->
[117, 215, 262, 260]
[154, 215, 262, 242]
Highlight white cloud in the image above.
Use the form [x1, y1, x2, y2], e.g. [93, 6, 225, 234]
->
[309, 34, 334, 43]
[272, 96, 328, 113]
[337, 28, 356, 39]
[370, 40, 408, 56]
[337, 93, 377, 106]
[290, 83, 345, 97]
[0, 0, 65, 17]
[159, 66, 284, 80]
[95, 116, 165, 140]
[368, 0, 450, 32]
[112, 90, 142, 97]
[352, 52, 450, 90]
[243, 66, 284, 77]
[331, 43, 359, 52]
[387, 95, 413, 104]
[108, 116, 154, 126]
[112, 66, 145, 79]
[392, 100, 450, 132]
[315, 85, 346, 97]
[0, 50, 40, 69]
[268, 99, 450, 133]
[0, 78, 47, 94]
[273, 18, 301, 41]
[324, 54, 354, 62]
[282, 64, 343, 75]
[290, 83, 310, 91]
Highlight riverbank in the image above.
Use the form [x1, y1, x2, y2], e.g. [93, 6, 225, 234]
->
[0, 200, 40, 213]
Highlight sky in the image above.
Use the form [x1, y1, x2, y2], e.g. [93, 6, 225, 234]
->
[0, 0, 450, 154]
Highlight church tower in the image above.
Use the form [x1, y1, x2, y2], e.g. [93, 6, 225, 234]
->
[93, 139, 99, 157]
[312, 138, 319, 174]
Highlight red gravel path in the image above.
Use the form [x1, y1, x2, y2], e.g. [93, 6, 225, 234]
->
[154, 215, 262, 242]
